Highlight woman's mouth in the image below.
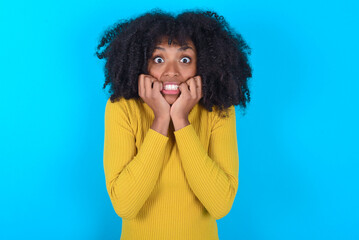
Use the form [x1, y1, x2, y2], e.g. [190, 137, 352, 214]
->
[161, 83, 180, 94]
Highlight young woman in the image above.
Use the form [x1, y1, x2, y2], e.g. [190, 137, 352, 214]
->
[96, 9, 252, 240]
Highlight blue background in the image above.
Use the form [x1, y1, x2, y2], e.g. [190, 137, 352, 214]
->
[1, 0, 358, 239]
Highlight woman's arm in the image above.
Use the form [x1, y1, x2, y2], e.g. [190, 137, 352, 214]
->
[173, 106, 239, 220]
[103, 98, 169, 220]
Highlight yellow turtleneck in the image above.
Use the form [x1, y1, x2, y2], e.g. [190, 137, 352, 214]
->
[103, 97, 239, 240]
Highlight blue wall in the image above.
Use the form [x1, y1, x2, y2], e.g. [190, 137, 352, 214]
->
[1, 0, 358, 239]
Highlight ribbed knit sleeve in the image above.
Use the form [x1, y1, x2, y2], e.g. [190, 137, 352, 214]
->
[103, 98, 169, 220]
[173, 106, 239, 220]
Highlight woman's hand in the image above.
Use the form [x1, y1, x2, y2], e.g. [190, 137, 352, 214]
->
[138, 74, 170, 120]
[170, 76, 203, 126]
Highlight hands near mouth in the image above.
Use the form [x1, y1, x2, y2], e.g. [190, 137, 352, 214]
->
[138, 74, 203, 131]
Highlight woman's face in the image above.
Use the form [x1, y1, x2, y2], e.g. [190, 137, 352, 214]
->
[147, 37, 197, 106]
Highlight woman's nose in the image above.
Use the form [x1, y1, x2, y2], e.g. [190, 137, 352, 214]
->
[163, 62, 179, 77]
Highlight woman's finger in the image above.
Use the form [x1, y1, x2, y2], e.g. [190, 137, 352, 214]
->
[187, 77, 197, 99]
[153, 81, 162, 94]
[194, 76, 202, 99]
[144, 75, 153, 97]
[138, 74, 145, 97]
[179, 81, 189, 96]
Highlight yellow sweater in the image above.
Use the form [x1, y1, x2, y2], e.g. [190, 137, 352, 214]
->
[103, 97, 239, 240]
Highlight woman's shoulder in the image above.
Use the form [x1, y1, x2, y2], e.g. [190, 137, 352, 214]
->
[106, 96, 141, 107]
[105, 96, 142, 115]
[208, 104, 235, 120]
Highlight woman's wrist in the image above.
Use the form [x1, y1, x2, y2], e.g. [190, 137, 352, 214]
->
[151, 116, 170, 136]
[171, 117, 190, 131]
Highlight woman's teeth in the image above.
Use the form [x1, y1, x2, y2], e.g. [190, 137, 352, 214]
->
[164, 85, 179, 90]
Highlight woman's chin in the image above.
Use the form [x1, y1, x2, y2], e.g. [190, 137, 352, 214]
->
[164, 94, 179, 105]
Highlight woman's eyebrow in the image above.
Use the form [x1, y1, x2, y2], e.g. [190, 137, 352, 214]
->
[154, 46, 194, 52]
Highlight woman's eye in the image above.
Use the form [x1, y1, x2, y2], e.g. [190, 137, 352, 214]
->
[180, 57, 191, 64]
[153, 57, 164, 63]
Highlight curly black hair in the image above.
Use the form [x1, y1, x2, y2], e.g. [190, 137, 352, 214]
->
[95, 8, 253, 118]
